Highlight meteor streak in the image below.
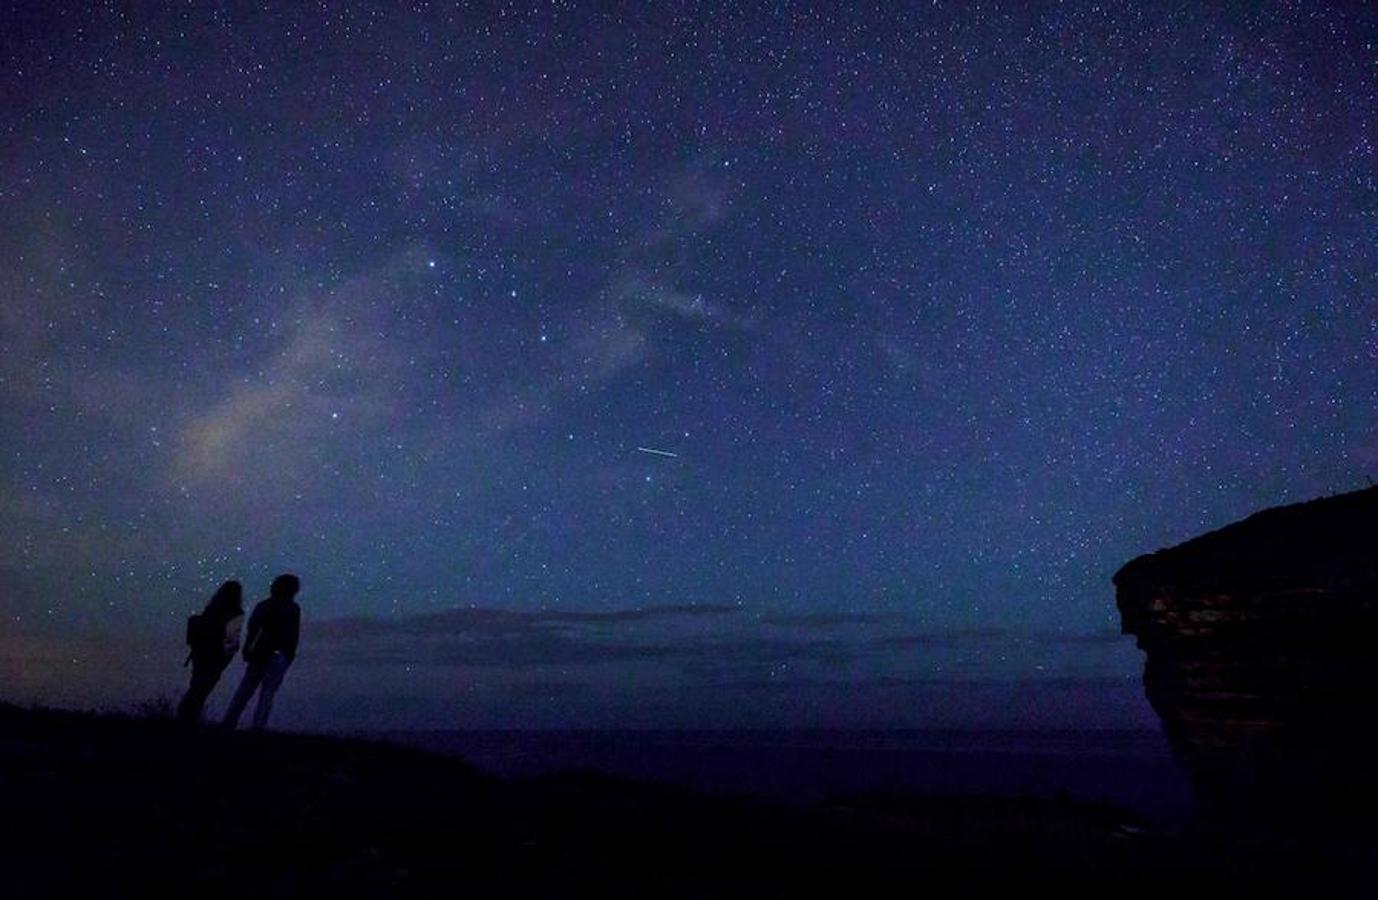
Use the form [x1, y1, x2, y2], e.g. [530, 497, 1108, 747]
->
[636, 446, 680, 458]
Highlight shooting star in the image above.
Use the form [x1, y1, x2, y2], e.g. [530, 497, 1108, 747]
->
[636, 446, 680, 459]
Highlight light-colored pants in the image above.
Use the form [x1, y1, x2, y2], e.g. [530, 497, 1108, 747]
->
[222, 652, 290, 730]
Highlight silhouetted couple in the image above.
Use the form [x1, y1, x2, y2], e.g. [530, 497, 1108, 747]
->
[177, 574, 302, 730]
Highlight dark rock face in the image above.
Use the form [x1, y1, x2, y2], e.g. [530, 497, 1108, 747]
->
[1114, 487, 1378, 821]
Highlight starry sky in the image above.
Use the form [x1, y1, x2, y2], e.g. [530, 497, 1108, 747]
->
[2, 1, 1374, 730]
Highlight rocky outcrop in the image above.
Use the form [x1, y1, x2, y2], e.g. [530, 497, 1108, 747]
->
[1114, 486, 1378, 821]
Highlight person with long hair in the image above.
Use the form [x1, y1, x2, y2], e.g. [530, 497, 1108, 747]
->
[176, 580, 245, 723]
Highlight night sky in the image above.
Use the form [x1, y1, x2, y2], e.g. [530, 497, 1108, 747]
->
[2, 2, 1374, 730]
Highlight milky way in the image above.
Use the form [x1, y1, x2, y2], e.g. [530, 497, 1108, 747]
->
[1, 2, 1374, 728]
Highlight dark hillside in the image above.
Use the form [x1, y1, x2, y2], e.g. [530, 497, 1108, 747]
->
[0, 704, 1369, 897]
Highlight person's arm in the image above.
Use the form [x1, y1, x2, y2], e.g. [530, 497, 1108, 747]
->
[243, 606, 262, 661]
[223, 614, 244, 658]
[284, 605, 300, 664]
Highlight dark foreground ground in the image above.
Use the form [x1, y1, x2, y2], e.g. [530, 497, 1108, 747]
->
[2, 705, 1375, 898]
[378, 727, 1195, 825]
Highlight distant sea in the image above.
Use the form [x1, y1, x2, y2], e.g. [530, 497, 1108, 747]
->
[372, 729, 1195, 825]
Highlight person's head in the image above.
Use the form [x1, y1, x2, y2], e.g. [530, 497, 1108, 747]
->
[270, 573, 301, 601]
[208, 579, 243, 614]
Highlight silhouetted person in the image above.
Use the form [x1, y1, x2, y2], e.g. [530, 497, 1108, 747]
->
[176, 580, 245, 724]
[222, 574, 302, 730]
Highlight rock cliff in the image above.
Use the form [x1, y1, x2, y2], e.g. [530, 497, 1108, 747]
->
[1114, 486, 1378, 821]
